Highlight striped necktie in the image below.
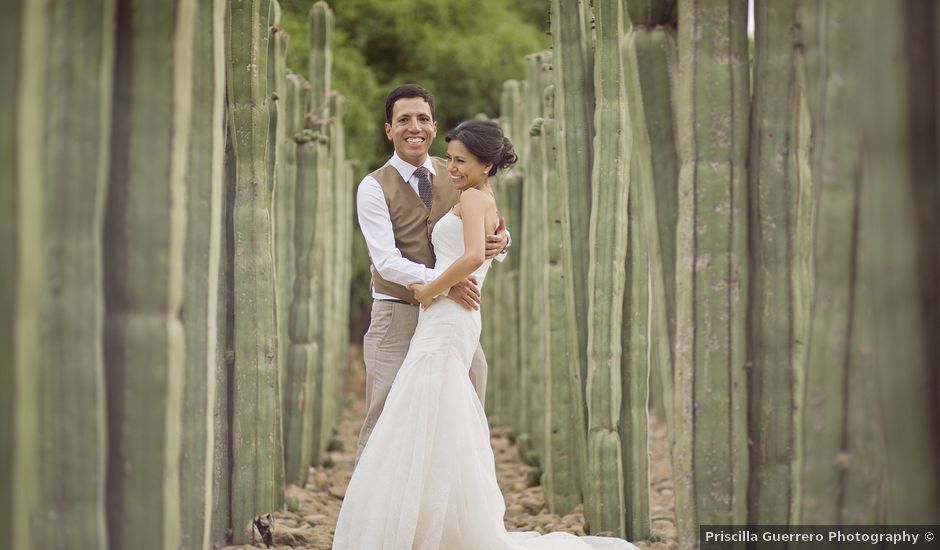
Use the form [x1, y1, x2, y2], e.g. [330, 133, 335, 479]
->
[413, 166, 433, 208]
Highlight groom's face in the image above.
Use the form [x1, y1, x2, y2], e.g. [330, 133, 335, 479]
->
[385, 97, 437, 166]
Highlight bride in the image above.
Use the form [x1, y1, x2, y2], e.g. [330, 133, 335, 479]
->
[332, 121, 637, 550]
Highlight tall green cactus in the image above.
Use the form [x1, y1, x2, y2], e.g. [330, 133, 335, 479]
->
[793, 0, 869, 525]
[276, 73, 310, 486]
[23, 2, 116, 549]
[618, 1, 680, 537]
[267, 1, 288, 508]
[745, 0, 809, 526]
[584, 0, 631, 535]
[211, 129, 236, 546]
[550, 0, 594, 386]
[491, 81, 519, 428]
[499, 81, 526, 441]
[337, 158, 356, 380]
[517, 51, 552, 468]
[673, 0, 750, 545]
[541, 103, 588, 514]
[306, 119, 332, 469]
[792, 0, 940, 525]
[104, 1, 196, 548]
[856, 0, 939, 522]
[181, 0, 225, 547]
[308, 2, 333, 118]
[620, 1, 679, 443]
[225, 0, 282, 540]
[2, 2, 48, 548]
[305, 0, 335, 468]
[283, 126, 327, 485]
[500, 165, 525, 436]
[620, 155, 651, 541]
[328, 91, 350, 434]
[317, 92, 345, 459]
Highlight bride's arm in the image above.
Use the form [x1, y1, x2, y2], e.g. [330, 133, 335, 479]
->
[410, 189, 492, 308]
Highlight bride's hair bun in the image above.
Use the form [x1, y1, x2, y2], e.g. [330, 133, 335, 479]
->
[445, 120, 518, 176]
[496, 137, 518, 173]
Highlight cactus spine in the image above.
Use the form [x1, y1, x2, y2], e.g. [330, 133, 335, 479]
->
[584, 0, 630, 535]
[104, 1, 196, 547]
[181, 0, 225, 547]
[225, 0, 282, 539]
[673, 0, 750, 544]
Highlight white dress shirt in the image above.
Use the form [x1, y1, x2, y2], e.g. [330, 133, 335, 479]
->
[357, 152, 508, 300]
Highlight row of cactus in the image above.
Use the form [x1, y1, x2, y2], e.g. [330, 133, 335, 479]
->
[279, 3, 354, 486]
[487, 0, 940, 546]
[1, 0, 353, 548]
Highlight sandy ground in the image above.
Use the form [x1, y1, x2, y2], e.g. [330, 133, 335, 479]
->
[222, 348, 678, 550]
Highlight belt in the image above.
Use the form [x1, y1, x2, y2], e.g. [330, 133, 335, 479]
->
[379, 298, 416, 306]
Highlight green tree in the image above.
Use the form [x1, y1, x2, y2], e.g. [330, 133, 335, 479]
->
[280, 0, 548, 170]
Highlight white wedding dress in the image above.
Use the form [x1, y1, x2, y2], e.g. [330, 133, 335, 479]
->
[333, 211, 638, 550]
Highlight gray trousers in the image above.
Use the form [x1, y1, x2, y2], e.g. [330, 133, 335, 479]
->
[356, 299, 488, 463]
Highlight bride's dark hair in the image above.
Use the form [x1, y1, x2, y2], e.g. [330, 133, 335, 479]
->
[445, 120, 518, 176]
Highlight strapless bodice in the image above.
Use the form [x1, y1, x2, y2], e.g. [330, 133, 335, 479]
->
[431, 210, 492, 287]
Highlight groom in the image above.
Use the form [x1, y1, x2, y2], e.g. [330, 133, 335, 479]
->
[355, 84, 509, 462]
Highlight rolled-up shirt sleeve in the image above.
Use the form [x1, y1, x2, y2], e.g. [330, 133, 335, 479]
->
[357, 176, 443, 287]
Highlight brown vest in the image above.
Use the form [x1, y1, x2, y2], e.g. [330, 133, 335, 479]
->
[370, 157, 459, 304]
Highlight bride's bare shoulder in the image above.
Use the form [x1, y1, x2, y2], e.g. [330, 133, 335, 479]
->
[459, 188, 496, 209]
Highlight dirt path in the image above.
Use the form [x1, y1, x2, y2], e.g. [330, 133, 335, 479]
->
[223, 349, 677, 550]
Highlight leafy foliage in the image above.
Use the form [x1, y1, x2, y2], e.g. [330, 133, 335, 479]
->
[279, 0, 549, 170]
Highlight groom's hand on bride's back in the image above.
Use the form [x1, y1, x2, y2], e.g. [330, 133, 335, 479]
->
[484, 218, 508, 260]
[448, 276, 481, 310]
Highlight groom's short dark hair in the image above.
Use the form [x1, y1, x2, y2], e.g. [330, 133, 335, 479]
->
[385, 84, 436, 123]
